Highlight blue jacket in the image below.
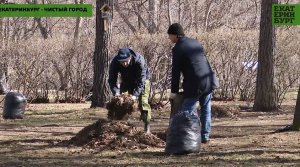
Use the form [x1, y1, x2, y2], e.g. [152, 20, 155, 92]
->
[108, 49, 150, 97]
[171, 37, 217, 98]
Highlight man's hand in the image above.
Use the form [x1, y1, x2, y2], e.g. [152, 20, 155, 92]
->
[131, 95, 137, 101]
[169, 93, 177, 100]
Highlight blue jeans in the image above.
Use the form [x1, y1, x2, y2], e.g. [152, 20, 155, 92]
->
[181, 93, 212, 141]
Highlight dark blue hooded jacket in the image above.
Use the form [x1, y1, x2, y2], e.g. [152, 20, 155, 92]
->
[171, 37, 218, 98]
[108, 48, 150, 97]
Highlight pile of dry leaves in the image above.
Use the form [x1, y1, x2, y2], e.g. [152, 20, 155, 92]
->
[69, 119, 165, 151]
[106, 94, 138, 120]
[211, 105, 240, 118]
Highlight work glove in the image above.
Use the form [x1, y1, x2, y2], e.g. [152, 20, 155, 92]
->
[130, 95, 137, 101]
[169, 93, 177, 100]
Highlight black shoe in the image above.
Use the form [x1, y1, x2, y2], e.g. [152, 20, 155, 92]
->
[201, 139, 210, 144]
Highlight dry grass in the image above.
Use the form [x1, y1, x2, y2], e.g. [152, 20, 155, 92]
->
[0, 100, 299, 166]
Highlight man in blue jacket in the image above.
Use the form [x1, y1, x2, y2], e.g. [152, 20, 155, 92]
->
[108, 48, 151, 133]
[167, 23, 219, 143]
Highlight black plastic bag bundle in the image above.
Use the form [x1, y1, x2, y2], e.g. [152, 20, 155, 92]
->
[165, 111, 201, 155]
[3, 92, 26, 119]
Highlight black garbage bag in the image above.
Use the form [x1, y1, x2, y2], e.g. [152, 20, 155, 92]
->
[3, 92, 26, 119]
[165, 111, 201, 155]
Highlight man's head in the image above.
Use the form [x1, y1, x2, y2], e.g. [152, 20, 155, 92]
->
[117, 48, 131, 68]
[167, 23, 185, 43]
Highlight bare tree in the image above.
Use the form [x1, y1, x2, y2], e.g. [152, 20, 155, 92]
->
[167, 0, 173, 25]
[0, 0, 8, 94]
[132, 1, 147, 31]
[204, 0, 213, 32]
[148, 0, 157, 34]
[177, 0, 182, 23]
[26, 0, 49, 39]
[0, 63, 8, 94]
[73, 0, 84, 42]
[34, 18, 48, 39]
[192, 0, 199, 32]
[253, 0, 278, 111]
[114, 1, 137, 33]
[91, 0, 112, 108]
[276, 85, 300, 132]
[292, 86, 300, 130]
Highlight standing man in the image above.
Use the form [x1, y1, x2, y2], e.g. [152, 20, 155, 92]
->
[108, 48, 152, 134]
[167, 23, 218, 143]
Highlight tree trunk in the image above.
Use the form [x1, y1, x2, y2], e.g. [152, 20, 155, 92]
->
[136, 1, 141, 30]
[114, 2, 137, 33]
[0, 4, 8, 93]
[4, 18, 10, 48]
[73, 0, 84, 43]
[178, 0, 181, 23]
[0, 13, 3, 47]
[184, 0, 192, 30]
[133, 2, 148, 31]
[193, 0, 199, 32]
[32, 0, 48, 39]
[0, 64, 8, 94]
[292, 86, 300, 130]
[253, 0, 278, 111]
[148, 0, 157, 34]
[204, 0, 213, 32]
[51, 60, 69, 91]
[91, 0, 112, 108]
[167, 0, 173, 25]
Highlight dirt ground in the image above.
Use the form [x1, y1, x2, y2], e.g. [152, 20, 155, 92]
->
[0, 98, 299, 167]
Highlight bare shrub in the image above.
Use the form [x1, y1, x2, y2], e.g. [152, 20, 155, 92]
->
[3, 36, 93, 103]
[2, 27, 299, 105]
[191, 29, 259, 101]
[275, 27, 300, 106]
